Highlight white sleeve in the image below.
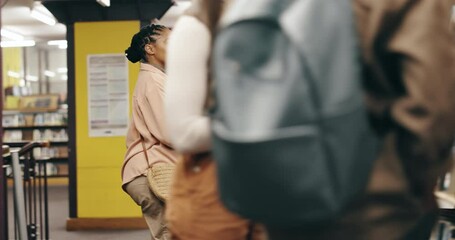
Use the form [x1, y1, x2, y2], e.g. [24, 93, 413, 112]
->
[165, 16, 212, 154]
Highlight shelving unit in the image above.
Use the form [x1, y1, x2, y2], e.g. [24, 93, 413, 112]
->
[4, 140, 68, 146]
[4, 125, 68, 130]
[2, 107, 69, 178]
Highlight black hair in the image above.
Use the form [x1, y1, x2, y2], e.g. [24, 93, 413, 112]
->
[125, 24, 167, 63]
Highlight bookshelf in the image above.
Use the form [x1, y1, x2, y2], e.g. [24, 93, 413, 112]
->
[2, 108, 69, 177]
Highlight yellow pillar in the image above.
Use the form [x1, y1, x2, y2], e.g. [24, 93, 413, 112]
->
[2, 47, 22, 88]
[74, 21, 140, 220]
[2, 47, 23, 109]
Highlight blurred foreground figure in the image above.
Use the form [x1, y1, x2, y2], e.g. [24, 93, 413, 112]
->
[164, 0, 267, 239]
[209, 0, 455, 239]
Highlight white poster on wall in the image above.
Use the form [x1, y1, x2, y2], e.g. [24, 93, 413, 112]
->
[87, 54, 129, 137]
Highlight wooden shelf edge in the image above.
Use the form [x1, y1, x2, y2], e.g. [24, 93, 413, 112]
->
[3, 141, 68, 144]
[3, 141, 69, 149]
[3, 109, 68, 114]
[66, 217, 147, 231]
[7, 177, 68, 186]
[4, 125, 68, 130]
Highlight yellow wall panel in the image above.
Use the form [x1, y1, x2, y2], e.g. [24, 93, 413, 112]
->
[77, 167, 141, 217]
[2, 47, 22, 87]
[75, 21, 140, 217]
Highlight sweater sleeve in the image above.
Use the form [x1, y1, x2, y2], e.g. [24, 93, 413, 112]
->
[165, 16, 212, 154]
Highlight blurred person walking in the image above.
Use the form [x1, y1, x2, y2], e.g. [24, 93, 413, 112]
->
[210, 0, 455, 239]
[164, 0, 266, 239]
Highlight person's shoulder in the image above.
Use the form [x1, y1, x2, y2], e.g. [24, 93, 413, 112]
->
[173, 15, 210, 36]
[143, 70, 166, 92]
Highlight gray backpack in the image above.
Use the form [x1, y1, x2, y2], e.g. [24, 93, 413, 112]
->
[211, 0, 380, 226]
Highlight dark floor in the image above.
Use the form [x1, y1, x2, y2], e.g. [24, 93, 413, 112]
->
[7, 184, 149, 240]
[5, 182, 447, 240]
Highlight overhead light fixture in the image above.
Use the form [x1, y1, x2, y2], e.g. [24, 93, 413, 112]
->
[48, 40, 66, 46]
[1, 29, 24, 41]
[1, 40, 36, 48]
[48, 40, 67, 49]
[57, 68, 68, 73]
[96, 0, 110, 7]
[44, 70, 56, 78]
[7, 71, 21, 79]
[26, 75, 39, 81]
[31, 9, 56, 26]
[61, 75, 68, 81]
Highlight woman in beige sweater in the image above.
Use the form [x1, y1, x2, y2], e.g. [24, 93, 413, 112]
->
[122, 24, 178, 240]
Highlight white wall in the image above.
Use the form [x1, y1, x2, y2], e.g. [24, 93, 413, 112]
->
[47, 48, 67, 95]
[24, 46, 67, 96]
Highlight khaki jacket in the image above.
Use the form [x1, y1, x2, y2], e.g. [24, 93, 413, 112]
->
[356, 0, 455, 203]
[326, 0, 455, 238]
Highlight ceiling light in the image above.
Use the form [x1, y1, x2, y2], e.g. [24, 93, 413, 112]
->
[57, 68, 68, 73]
[61, 75, 68, 81]
[26, 75, 39, 81]
[31, 9, 56, 26]
[7, 71, 21, 79]
[44, 70, 56, 77]
[48, 40, 67, 49]
[1, 40, 36, 48]
[96, 0, 110, 7]
[47, 40, 66, 46]
[1, 29, 24, 41]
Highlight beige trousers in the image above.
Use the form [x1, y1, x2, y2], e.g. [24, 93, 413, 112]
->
[125, 176, 170, 240]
